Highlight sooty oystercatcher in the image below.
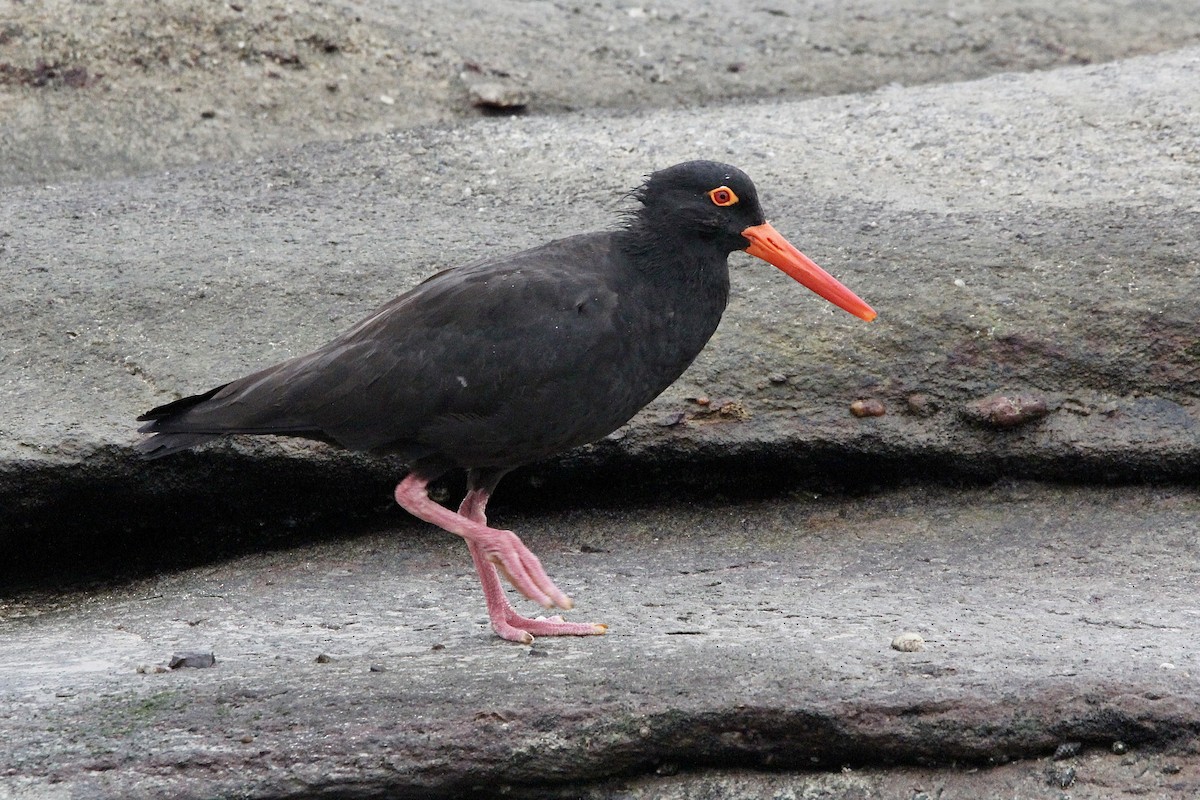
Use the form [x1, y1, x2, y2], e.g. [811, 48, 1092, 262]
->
[137, 160, 876, 643]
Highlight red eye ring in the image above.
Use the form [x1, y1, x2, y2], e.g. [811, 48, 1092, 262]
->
[708, 186, 739, 207]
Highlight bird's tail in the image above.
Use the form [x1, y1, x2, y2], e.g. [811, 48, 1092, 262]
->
[135, 383, 229, 459]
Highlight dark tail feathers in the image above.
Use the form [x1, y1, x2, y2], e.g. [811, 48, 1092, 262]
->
[137, 383, 229, 426]
[135, 383, 229, 459]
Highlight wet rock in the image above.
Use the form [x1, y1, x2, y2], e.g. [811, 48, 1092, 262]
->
[963, 394, 1050, 429]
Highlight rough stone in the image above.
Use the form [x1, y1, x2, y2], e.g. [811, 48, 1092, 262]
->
[3, 2, 1200, 797]
[5, 0, 1200, 186]
[2, 484, 1199, 798]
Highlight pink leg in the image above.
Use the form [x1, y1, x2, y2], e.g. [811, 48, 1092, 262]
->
[395, 473, 606, 642]
[458, 488, 607, 644]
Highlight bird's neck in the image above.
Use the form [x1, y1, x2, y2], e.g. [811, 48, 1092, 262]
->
[615, 221, 732, 299]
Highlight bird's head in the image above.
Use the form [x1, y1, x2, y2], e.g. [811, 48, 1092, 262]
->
[632, 160, 876, 321]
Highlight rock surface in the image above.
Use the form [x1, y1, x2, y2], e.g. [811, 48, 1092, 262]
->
[2, 485, 1198, 798]
[2, 1, 1200, 797]
[4, 0, 1200, 185]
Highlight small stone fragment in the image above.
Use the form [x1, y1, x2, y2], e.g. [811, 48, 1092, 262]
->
[1162, 763, 1182, 775]
[169, 652, 216, 669]
[315, 653, 335, 663]
[1046, 766, 1076, 789]
[240, 734, 254, 744]
[906, 393, 938, 416]
[468, 82, 530, 112]
[963, 394, 1049, 429]
[851, 398, 886, 417]
[891, 632, 924, 652]
[659, 411, 686, 427]
[136, 664, 170, 674]
[369, 663, 388, 673]
[768, 372, 788, 384]
[1111, 740, 1128, 755]
[717, 400, 749, 420]
[431, 643, 446, 651]
[1053, 741, 1081, 760]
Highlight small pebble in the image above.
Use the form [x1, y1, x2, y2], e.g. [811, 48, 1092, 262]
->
[315, 653, 335, 663]
[1053, 741, 1082, 760]
[468, 82, 530, 111]
[169, 652, 216, 669]
[528, 647, 549, 658]
[1111, 740, 1128, 755]
[239, 734, 254, 744]
[431, 643, 446, 651]
[768, 372, 788, 384]
[850, 398, 886, 417]
[717, 400, 749, 420]
[1046, 766, 1076, 789]
[891, 632, 925, 652]
[369, 664, 388, 673]
[906, 393, 938, 416]
[1162, 763, 1182, 775]
[963, 394, 1049, 429]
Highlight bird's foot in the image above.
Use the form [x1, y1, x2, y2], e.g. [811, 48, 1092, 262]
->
[394, 475, 573, 610]
[490, 608, 608, 645]
[477, 527, 574, 611]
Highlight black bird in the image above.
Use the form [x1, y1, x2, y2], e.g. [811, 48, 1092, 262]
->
[137, 161, 876, 644]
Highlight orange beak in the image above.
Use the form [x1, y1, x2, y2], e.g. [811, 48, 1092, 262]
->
[742, 222, 876, 322]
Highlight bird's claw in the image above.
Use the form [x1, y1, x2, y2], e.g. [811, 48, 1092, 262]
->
[490, 608, 608, 644]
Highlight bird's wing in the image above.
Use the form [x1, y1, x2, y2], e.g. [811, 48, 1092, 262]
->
[143, 233, 626, 453]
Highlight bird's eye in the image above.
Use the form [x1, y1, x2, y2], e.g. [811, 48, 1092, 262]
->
[707, 186, 739, 207]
